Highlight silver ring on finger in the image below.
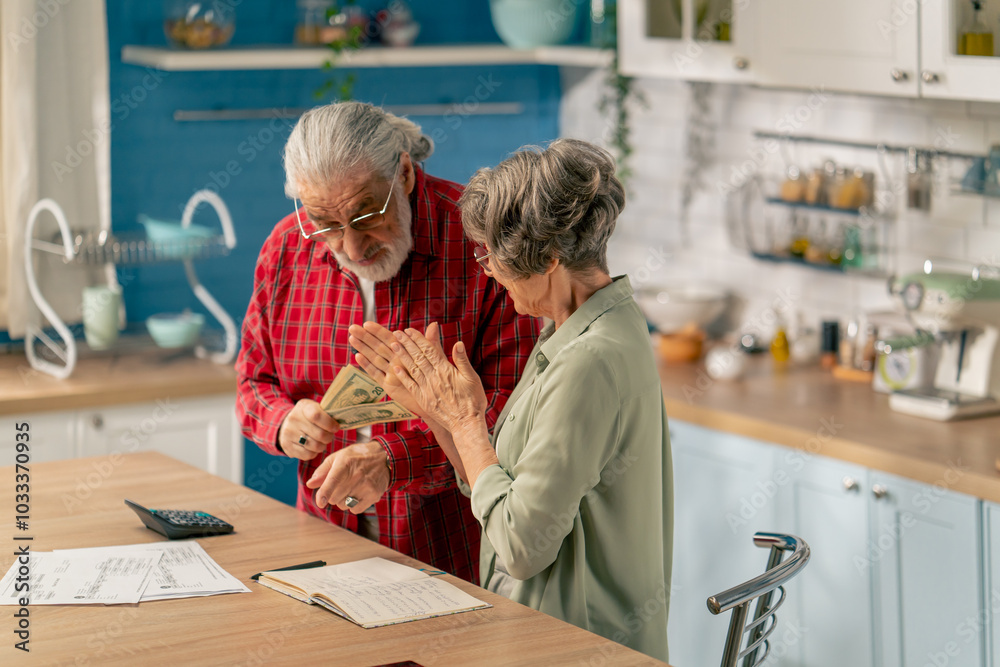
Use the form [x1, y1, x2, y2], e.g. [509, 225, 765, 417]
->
[298, 435, 308, 446]
[344, 496, 360, 508]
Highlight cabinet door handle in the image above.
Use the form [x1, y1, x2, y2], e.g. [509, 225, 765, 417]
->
[91, 414, 104, 430]
[842, 476, 859, 492]
[733, 56, 749, 71]
[890, 68, 909, 82]
[921, 71, 941, 84]
[872, 484, 889, 499]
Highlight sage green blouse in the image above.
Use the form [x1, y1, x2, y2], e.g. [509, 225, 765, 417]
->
[469, 276, 673, 661]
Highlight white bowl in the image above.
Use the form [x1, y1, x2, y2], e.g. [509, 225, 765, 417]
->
[636, 286, 728, 333]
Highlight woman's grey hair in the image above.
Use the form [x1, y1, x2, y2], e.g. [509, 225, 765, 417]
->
[459, 138, 625, 278]
[283, 101, 434, 198]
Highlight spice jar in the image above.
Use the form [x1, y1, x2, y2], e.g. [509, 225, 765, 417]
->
[804, 167, 826, 206]
[780, 166, 806, 202]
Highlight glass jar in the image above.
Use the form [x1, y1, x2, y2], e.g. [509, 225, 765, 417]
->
[164, 1, 235, 50]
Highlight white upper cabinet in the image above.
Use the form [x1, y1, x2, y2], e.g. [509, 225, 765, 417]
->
[619, 0, 757, 82]
[752, 0, 920, 97]
[920, 0, 1000, 102]
[624, 0, 1000, 102]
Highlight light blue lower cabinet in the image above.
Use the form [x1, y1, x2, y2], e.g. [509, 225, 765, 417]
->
[666, 420, 988, 667]
[666, 420, 778, 666]
[986, 502, 1000, 667]
[772, 449, 875, 667]
[870, 472, 983, 667]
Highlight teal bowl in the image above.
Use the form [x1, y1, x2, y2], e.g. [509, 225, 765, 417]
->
[489, 0, 579, 48]
[146, 312, 204, 348]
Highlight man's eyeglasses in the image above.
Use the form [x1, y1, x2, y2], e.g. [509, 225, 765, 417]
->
[295, 160, 400, 240]
[473, 246, 493, 276]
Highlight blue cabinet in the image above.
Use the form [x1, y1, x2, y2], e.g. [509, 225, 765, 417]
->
[774, 452, 875, 667]
[667, 420, 779, 665]
[872, 472, 984, 667]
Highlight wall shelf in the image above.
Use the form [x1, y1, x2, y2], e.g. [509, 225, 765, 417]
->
[121, 44, 614, 72]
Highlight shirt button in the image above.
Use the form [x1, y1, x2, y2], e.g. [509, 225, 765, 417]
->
[508, 414, 515, 422]
[536, 353, 545, 362]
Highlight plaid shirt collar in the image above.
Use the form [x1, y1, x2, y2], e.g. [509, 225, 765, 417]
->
[319, 164, 437, 267]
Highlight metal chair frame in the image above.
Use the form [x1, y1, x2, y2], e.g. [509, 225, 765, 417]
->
[707, 532, 811, 667]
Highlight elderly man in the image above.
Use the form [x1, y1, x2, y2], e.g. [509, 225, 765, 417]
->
[236, 102, 538, 583]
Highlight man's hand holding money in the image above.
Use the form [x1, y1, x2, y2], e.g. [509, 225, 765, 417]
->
[277, 399, 340, 460]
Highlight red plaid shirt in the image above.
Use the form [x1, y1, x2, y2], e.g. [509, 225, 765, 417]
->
[236, 167, 539, 584]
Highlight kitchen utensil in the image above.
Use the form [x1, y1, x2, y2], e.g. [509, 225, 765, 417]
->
[906, 148, 932, 210]
[164, 1, 235, 49]
[636, 285, 727, 333]
[147, 311, 205, 349]
[82, 286, 121, 350]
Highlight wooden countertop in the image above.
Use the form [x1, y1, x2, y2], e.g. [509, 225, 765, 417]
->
[0, 348, 237, 415]
[0, 452, 665, 666]
[658, 351, 1000, 504]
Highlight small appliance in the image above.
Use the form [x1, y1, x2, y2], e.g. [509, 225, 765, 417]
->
[884, 263, 1000, 420]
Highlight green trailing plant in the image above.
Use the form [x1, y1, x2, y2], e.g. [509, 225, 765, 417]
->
[595, 4, 646, 190]
[314, 1, 365, 101]
[598, 52, 646, 188]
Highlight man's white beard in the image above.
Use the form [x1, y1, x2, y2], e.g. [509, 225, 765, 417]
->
[331, 194, 413, 282]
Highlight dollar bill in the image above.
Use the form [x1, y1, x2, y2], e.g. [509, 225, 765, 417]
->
[320, 366, 413, 429]
[320, 366, 385, 412]
[327, 401, 415, 429]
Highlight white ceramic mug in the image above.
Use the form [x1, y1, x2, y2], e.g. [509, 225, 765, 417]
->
[82, 286, 121, 350]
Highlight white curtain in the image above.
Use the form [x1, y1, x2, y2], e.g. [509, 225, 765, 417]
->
[1, 0, 110, 337]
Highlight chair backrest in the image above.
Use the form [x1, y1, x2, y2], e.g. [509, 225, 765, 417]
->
[706, 532, 811, 667]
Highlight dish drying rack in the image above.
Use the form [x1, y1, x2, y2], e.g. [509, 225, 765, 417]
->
[24, 189, 238, 379]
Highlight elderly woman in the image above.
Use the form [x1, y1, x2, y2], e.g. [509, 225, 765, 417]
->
[349, 139, 672, 660]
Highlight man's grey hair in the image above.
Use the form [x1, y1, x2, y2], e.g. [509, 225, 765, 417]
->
[458, 138, 625, 278]
[283, 101, 434, 198]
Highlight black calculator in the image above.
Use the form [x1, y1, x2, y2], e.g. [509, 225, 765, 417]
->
[124, 499, 234, 539]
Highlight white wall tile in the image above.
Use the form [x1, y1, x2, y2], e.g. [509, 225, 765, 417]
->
[559, 79, 994, 327]
[966, 228, 1000, 267]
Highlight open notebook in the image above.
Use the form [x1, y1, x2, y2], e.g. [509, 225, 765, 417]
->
[255, 557, 491, 628]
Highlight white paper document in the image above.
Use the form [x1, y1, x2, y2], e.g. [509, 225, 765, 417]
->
[56, 542, 250, 601]
[0, 551, 160, 605]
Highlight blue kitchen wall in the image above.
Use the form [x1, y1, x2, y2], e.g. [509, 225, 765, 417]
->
[108, 1, 564, 504]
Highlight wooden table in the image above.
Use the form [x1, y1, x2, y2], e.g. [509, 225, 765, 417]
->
[0, 452, 666, 666]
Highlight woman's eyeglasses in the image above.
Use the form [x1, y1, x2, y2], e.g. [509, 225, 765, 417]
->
[473, 246, 493, 276]
[295, 161, 400, 240]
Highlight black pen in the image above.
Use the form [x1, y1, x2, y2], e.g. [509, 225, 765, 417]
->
[250, 560, 326, 581]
